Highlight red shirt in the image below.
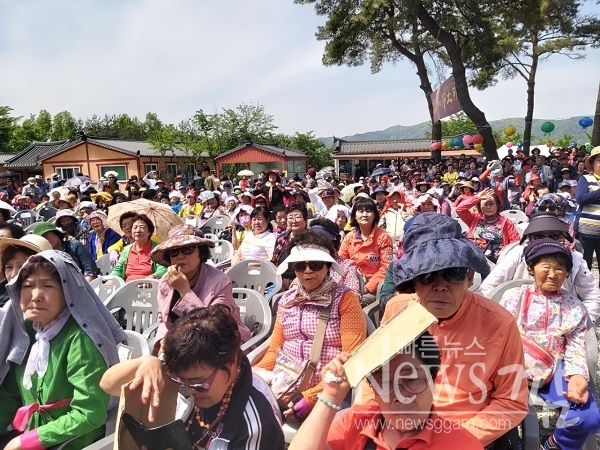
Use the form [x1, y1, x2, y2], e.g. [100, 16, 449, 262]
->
[327, 407, 483, 450]
[125, 240, 153, 281]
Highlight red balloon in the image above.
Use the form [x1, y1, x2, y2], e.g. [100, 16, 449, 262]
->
[472, 134, 484, 144]
[431, 141, 442, 150]
[463, 135, 474, 146]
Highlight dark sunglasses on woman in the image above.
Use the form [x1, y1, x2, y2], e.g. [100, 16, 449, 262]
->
[166, 246, 197, 259]
[538, 203, 558, 212]
[292, 261, 326, 272]
[167, 368, 219, 393]
[414, 267, 469, 285]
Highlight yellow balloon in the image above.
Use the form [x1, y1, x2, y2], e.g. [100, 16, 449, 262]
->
[504, 125, 516, 136]
[474, 143, 483, 151]
[441, 142, 449, 149]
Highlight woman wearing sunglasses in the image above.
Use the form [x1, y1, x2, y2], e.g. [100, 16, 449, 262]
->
[253, 243, 366, 422]
[150, 224, 251, 354]
[100, 305, 284, 450]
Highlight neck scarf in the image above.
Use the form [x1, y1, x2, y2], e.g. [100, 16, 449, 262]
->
[23, 308, 72, 389]
[284, 275, 337, 308]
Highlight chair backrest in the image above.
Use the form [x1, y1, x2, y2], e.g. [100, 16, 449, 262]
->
[455, 217, 470, 235]
[203, 215, 230, 237]
[487, 279, 534, 303]
[95, 254, 113, 276]
[204, 233, 219, 242]
[89, 276, 125, 303]
[233, 288, 272, 354]
[184, 215, 201, 228]
[210, 239, 234, 267]
[226, 260, 282, 302]
[363, 300, 381, 329]
[496, 241, 521, 264]
[469, 271, 482, 292]
[38, 206, 58, 221]
[104, 278, 159, 334]
[13, 210, 38, 228]
[364, 311, 376, 336]
[121, 330, 151, 361]
[500, 209, 528, 224]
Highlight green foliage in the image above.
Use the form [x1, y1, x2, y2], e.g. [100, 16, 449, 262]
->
[425, 113, 477, 138]
[51, 111, 78, 141]
[554, 133, 577, 149]
[0, 103, 19, 152]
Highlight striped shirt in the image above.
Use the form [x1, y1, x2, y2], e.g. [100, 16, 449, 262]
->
[575, 174, 600, 237]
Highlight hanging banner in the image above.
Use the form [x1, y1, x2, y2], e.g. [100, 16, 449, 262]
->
[431, 75, 462, 122]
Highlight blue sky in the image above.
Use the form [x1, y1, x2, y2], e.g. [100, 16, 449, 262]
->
[0, 0, 598, 138]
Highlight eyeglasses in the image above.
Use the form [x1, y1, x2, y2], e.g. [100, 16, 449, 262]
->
[530, 232, 563, 241]
[538, 204, 558, 212]
[167, 368, 219, 393]
[368, 377, 429, 397]
[292, 261, 326, 272]
[166, 246, 197, 258]
[414, 267, 469, 285]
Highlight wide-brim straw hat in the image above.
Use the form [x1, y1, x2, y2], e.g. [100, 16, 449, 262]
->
[584, 146, 600, 172]
[150, 224, 215, 267]
[276, 245, 343, 277]
[0, 235, 53, 262]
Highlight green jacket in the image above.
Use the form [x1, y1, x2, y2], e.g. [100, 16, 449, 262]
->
[0, 318, 109, 449]
[110, 241, 167, 281]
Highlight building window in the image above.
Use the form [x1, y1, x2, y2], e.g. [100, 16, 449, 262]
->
[99, 165, 127, 181]
[56, 166, 81, 180]
[145, 163, 158, 174]
[166, 163, 178, 176]
[286, 161, 307, 178]
[249, 162, 283, 177]
[185, 163, 195, 180]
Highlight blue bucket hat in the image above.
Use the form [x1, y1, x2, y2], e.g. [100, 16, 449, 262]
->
[393, 213, 489, 292]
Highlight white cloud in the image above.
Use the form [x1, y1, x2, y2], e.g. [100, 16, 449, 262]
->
[0, 0, 597, 139]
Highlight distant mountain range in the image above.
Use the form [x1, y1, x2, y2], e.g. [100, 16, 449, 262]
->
[319, 116, 594, 148]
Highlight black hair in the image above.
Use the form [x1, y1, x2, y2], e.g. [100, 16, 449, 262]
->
[142, 189, 158, 200]
[309, 217, 341, 250]
[273, 204, 287, 216]
[16, 256, 61, 290]
[0, 222, 25, 239]
[250, 207, 272, 232]
[527, 253, 573, 273]
[350, 197, 380, 228]
[119, 211, 138, 228]
[285, 202, 308, 221]
[164, 305, 242, 377]
[133, 213, 155, 236]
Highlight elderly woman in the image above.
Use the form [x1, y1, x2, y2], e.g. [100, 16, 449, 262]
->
[378, 190, 407, 237]
[338, 197, 393, 306]
[33, 222, 98, 282]
[0, 235, 52, 308]
[499, 239, 600, 450]
[85, 210, 121, 259]
[0, 251, 126, 450]
[150, 224, 251, 352]
[228, 204, 253, 250]
[261, 170, 291, 209]
[412, 192, 440, 215]
[111, 213, 167, 281]
[231, 207, 276, 264]
[456, 187, 520, 263]
[272, 202, 309, 284]
[575, 146, 600, 270]
[359, 213, 527, 447]
[289, 336, 483, 450]
[325, 204, 351, 238]
[254, 244, 366, 421]
[100, 305, 285, 449]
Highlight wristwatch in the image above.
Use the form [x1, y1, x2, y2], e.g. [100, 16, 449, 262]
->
[157, 352, 166, 365]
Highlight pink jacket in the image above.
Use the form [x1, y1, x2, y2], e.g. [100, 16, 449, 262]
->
[155, 264, 251, 346]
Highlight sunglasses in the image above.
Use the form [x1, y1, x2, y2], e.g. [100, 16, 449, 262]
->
[414, 267, 469, 285]
[530, 232, 563, 241]
[538, 204, 557, 212]
[167, 368, 219, 393]
[166, 246, 197, 258]
[292, 261, 327, 272]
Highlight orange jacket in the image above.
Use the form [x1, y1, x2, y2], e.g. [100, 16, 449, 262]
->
[355, 293, 528, 446]
[338, 226, 393, 293]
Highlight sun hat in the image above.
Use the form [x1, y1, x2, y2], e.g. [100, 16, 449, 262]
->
[52, 209, 78, 225]
[186, 192, 196, 198]
[392, 213, 488, 292]
[560, 167, 571, 173]
[529, 174, 541, 182]
[412, 194, 439, 209]
[199, 191, 215, 202]
[461, 181, 475, 190]
[84, 210, 108, 225]
[519, 212, 573, 244]
[35, 175, 42, 180]
[355, 192, 371, 200]
[105, 171, 119, 178]
[27, 177, 35, 184]
[321, 188, 336, 198]
[240, 191, 254, 200]
[276, 245, 343, 277]
[370, 187, 388, 199]
[150, 224, 215, 267]
[0, 235, 53, 262]
[265, 169, 281, 182]
[169, 191, 182, 200]
[523, 238, 573, 272]
[33, 221, 64, 238]
[585, 146, 600, 172]
[557, 181, 571, 189]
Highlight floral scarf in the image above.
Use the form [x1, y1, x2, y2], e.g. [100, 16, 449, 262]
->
[282, 275, 337, 308]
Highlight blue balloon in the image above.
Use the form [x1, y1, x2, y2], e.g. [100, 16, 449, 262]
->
[453, 137, 463, 147]
[570, 141, 578, 148]
[579, 117, 593, 129]
[516, 141, 523, 148]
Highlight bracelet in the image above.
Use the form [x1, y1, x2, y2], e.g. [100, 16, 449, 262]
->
[317, 393, 342, 411]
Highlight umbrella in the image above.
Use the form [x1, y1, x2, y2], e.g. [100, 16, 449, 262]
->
[0, 171, 18, 178]
[317, 166, 335, 174]
[64, 175, 92, 188]
[341, 183, 363, 203]
[49, 187, 70, 197]
[106, 199, 184, 242]
[237, 169, 254, 177]
[0, 200, 16, 215]
[371, 167, 392, 177]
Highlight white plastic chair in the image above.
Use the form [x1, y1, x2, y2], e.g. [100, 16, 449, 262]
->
[184, 214, 202, 228]
[500, 209, 528, 224]
[233, 288, 272, 354]
[469, 271, 481, 292]
[226, 260, 282, 303]
[202, 215, 230, 237]
[13, 210, 38, 228]
[455, 218, 470, 235]
[204, 233, 219, 242]
[104, 278, 159, 334]
[95, 254, 113, 276]
[487, 279, 534, 303]
[210, 239, 234, 268]
[122, 330, 151, 361]
[89, 276, 124, 303]
[496, 241, 521, 264]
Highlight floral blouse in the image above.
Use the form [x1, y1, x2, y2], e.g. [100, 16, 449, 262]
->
[499, 286, 589, 379]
